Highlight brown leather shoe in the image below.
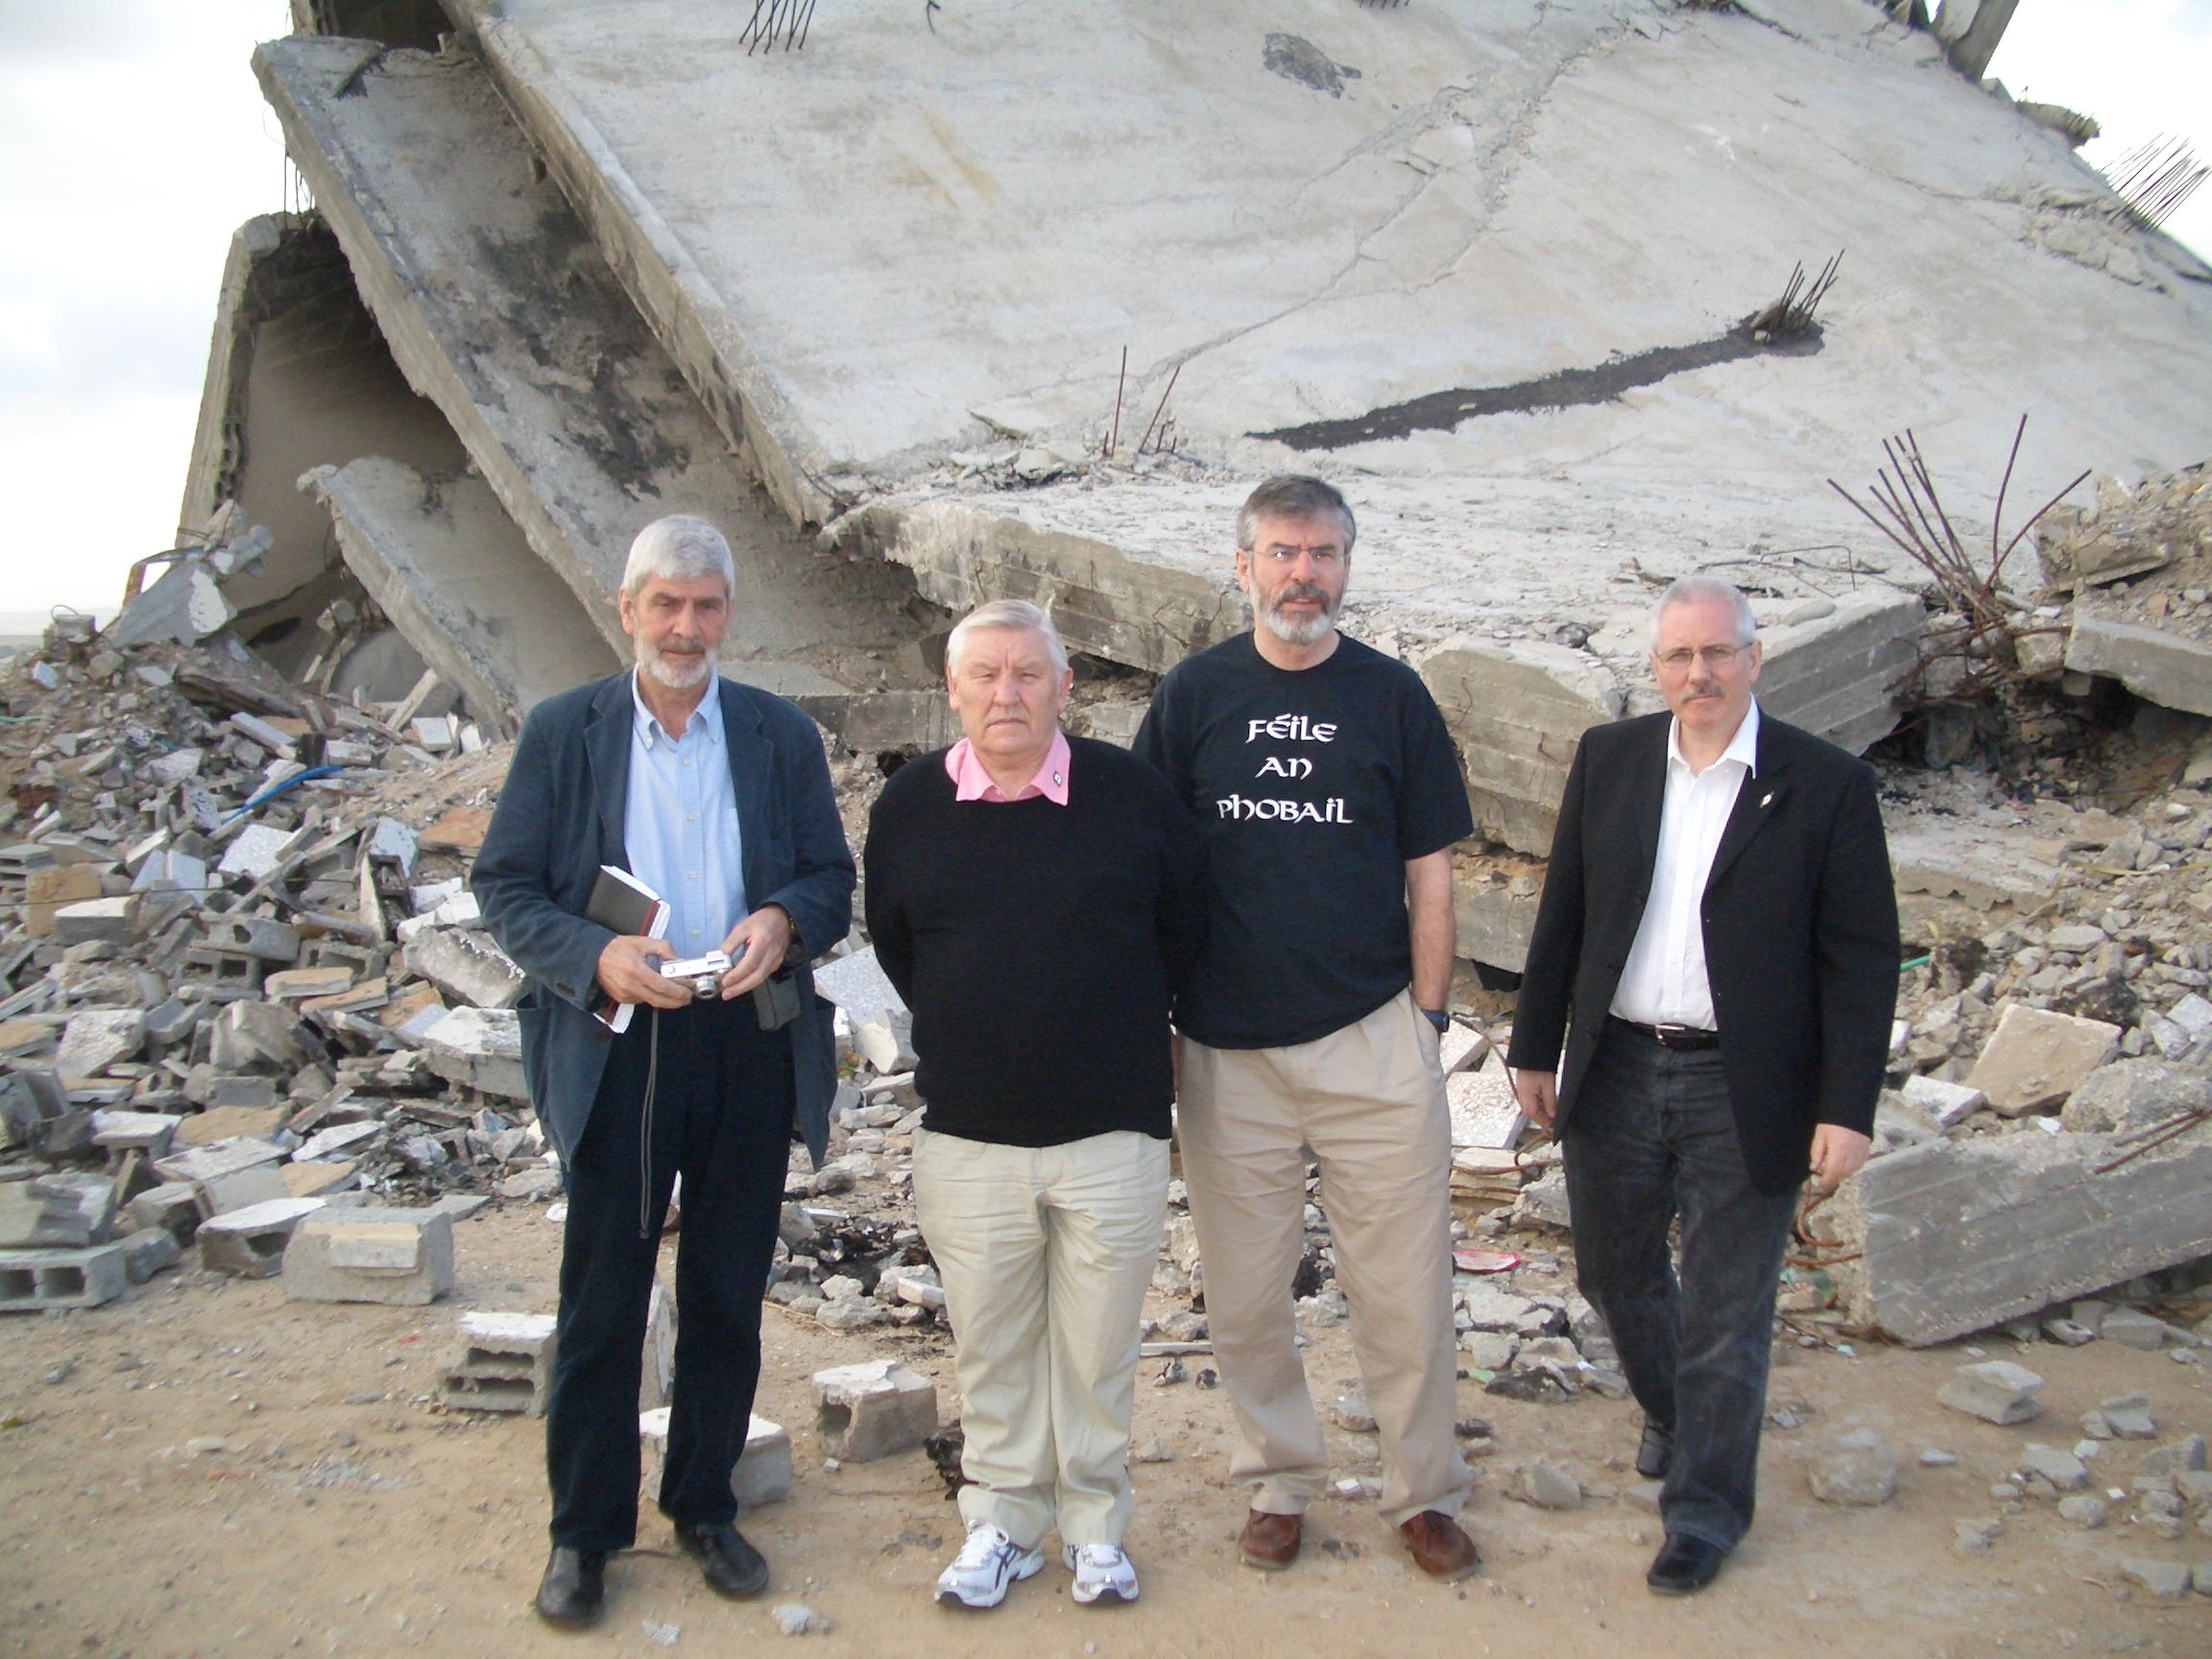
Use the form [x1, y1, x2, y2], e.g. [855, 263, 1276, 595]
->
[1236, 1508, 1302, 1571]
[1399, 1510, 1480, 1580]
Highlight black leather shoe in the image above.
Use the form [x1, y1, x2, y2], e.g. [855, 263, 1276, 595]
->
[677, 1521, 770, 1599]
[1635, 1423, 1674, 1480]
[1647, 1533, 1724, 1596]
[534, 1546, 607, 1627]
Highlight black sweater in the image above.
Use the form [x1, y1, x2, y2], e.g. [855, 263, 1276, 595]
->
[862, 735, 1206, 1144]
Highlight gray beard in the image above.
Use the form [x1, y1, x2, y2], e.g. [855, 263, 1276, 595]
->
[637, 644, 711, 690]
[1257, 598, 1336, 646]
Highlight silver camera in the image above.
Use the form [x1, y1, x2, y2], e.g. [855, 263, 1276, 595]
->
[657, 950, 732, 999]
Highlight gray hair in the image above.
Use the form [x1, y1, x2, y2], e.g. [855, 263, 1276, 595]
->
[623, 515, 736, 600]
[1236, 474, 1358, 558]
[946, 598, 1070, 677]
[1650, 575, 1758, 652]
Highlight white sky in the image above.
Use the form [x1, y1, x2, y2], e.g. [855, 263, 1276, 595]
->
[0, 0, 2206, 621]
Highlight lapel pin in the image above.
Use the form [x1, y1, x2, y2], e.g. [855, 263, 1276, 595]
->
[1761, 791, 1774, 808]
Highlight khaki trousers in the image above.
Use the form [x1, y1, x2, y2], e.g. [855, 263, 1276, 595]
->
[1178, 989, 1470, 1528]
[912, 1125, 1170, 1550]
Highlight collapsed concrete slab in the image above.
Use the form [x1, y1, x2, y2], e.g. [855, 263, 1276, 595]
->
[2065, 606, 2212, 719]
[302, 457, 621, 734]
[177, 213, 473, 675]
[1829, 1127, 2212, 1347]
[252, 36, 922, 697]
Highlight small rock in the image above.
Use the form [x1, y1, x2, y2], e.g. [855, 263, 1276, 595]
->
[2056, 1494, 2107, 1528]
[1919, 1448, 1959, 1467]
[2100, 1395, 2156, 1439]
[1810, 1430, 1897, 1506]
[2018, 1444, 2090, 1492]
[2119, 1559, 2191, 1600]
[772, 1603, 830, 1636]
[2141, 1435, 2208, 1478]
[1520, 1461, 1581, 1510]
[1938, 1359, 2044, 1425]
[1954, 1518, 2001, 1552]
[1326, 1390, 1376, 1432]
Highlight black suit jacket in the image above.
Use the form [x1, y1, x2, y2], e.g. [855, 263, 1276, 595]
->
[1505, 709, 1899, 1194]
[472, 672, 854, 1166]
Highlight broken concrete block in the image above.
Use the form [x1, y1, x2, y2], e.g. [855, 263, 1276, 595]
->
[215, 824, 299, 881]
[1810, 1430, 1898, 1505]
[0, 1242, 129, 1311]
[91, 1111, 182, 1159]
[24, 863, 103, 936]
[197, 1165, 294, 1216]
[195, 915, 302, 964]
[132, 849, 208, 898]
[639, 1409, 794, 1509]
[1437, 1021, 1490, 1075]
[129, 1184, 204, 1246]
[2067, 609, 2212, 719]
[104, 558, 234, 647]
[1901, 1072, 1986, 1128]
[2061, 1058, 2212, 1135]
[416, 1004, 526, 1101]
[810, 1360, 937, 1461]
[442, 1310, 557, 1415]
[2016, 1444, 2090, 1492]
[1938, 1360, 2044, 1425]
[2119, 1558, 2194, 1601]
[118, 1227, 182, 1283]
[2102, 1307, 2180, 1351]
[2098, 1395, 2157, 1440]
[402, 927, 526, 1012]
[0, 1181, 92, 1249]
[195, 1196, 325, 1277]
[155, 1136, 288, 1188]
[282, 1208, 456, 1306]
[1964, 1004, 2120, 1115]
[50, 896, 141, 946]
[1827, 1127, 2212, 1346]
[1518, 1461, 1581, 1510]
[2140, 1435, 2208, 1479]
[1511, 1166, 1571, 1230]
[176, 1105, 289, 1147]
[207, 1000, 316, 1072]
[1447, 1067, 1527, 1150]
[263, 967, 356, 1000]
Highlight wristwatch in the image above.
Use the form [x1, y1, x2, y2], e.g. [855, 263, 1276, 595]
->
[1423, 1007, 1450, 1033]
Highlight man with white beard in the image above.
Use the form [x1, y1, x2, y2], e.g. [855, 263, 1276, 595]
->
[476, 515, 854, 1627]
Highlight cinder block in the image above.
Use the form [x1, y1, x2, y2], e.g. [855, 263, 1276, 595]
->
[196, 1197, 325, 1277]
[810, 1360, 937, 1461]
[197, 1165, 293, 1216]
[118, 1227, 182, 1283]
[442, 1310, 557, 1415]
[641, 1409, 792, 1508]
[0, 1242, 129, 1311]
[129, 1182, 204, 1246]
[282, 1207, 455, 1305]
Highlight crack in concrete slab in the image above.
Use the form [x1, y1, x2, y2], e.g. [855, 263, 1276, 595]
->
[1251, 319, 1823, 451]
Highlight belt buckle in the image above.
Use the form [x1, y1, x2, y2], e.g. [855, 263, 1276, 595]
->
[1651, 1023, 1694, 1049]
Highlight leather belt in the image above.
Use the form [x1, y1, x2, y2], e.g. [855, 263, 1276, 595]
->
[1608, 1016, 1721, 1052]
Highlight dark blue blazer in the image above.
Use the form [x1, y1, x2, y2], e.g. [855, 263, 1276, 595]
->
[1505, 709, 1899, 1195]
[472, 672, 854, 1167]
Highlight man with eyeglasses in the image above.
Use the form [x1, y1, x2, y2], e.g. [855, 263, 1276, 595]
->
[1506, 575, 1898, 1596]
[1133, 474, 1479, 1582]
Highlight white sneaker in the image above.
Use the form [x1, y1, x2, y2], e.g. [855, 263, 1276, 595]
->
[934, 1522, 1044, 1610]
[1063, 1542, 1140, 1605]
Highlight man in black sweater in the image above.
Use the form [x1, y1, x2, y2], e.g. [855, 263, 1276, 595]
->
[864, 600, 1205, 1612]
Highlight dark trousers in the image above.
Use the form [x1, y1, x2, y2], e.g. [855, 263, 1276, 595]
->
[1560, 1022, 1796, 1552]
[546, 996, 794, 1553]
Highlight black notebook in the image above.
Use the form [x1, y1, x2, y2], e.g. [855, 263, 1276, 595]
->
[586, 865, 669, 1033]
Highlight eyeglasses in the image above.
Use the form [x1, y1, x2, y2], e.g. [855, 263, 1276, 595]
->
[1254, 543, 1345, 567]
[1652, 644, 1746, 672]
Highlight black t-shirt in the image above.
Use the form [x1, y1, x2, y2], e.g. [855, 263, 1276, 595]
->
[1132, 632, 1473, 1049]
[861, 735, 1207, 1144]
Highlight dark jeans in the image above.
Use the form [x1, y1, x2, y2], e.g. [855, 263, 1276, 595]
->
[547, 996, 794, 1553]
[1561, 1022, 1796, 1552]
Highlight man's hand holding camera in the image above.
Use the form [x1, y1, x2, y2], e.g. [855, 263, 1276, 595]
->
[718, 904, 794, 999]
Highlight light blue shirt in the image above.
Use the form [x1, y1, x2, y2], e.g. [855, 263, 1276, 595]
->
[624, 670, 746, 956]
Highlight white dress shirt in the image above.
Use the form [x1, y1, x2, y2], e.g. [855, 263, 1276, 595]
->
[1608, 700, 1762, 1031]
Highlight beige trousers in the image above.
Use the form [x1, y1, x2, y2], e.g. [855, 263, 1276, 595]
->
[912, 1125, 1170, 1550]
[1177, 988, 1471, 1528]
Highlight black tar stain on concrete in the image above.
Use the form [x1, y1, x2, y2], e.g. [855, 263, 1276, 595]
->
[1254, 320, 1824, 451]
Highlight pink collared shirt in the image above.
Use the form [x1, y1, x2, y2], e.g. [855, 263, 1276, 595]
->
[945, 729, 1072, 804]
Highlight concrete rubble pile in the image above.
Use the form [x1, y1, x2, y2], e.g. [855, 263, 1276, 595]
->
[0, 606, 550, 1311]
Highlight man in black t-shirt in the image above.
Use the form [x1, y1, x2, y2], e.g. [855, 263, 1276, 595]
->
[1132, 475, 1479, 1581]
